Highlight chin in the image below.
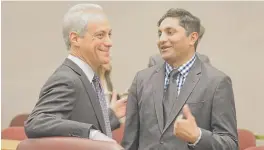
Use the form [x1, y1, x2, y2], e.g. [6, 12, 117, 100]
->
[161, 53, 170, 61]
[101, 58, 110, 64]
[162, 54, 176, 65]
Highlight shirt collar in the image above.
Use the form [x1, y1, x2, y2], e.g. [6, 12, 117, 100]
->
[67, 54, 94, 83]
[165, 54, 196, 78]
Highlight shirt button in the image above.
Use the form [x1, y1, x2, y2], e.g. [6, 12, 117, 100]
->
[160, 141, 164, 144]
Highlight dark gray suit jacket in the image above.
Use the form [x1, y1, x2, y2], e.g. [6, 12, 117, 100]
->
[25, 58, 120, 138]
[148, 53, 210, 67]
[122, 57, 238, 150]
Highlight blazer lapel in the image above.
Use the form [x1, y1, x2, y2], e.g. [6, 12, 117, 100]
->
[151, 63, 166, 133]
[63, 58, 106, 134]
[162, 58, 202, 133]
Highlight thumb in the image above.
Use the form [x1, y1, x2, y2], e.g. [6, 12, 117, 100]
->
[182, 104, 193, 119]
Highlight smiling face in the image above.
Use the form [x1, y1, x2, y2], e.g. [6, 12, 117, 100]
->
[70, 13, 113, 71]
[80, 14, 112, 69]
[157, 17, 198, 67]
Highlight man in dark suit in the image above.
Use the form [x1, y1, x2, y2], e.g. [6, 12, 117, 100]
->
[24, 4, 126, 146]
[148, 24, 210, 67]
[122, 8, 238, 150]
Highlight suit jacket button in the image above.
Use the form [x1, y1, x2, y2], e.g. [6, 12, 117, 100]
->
[160, 141, 164, 144]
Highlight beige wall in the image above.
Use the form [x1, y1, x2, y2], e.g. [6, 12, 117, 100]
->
[2, 1, 264, 143]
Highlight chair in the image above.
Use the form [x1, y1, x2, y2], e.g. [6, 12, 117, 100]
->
[112, 123, 125, 144]
[238, 129, 256, 150]
[1, 127, 27, 140]
[9, 114, 29, 127]
[244, 146, 264, 150]
[16, 137, 123, 150]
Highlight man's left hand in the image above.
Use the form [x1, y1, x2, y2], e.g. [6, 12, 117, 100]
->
[173, 104, 200, 144]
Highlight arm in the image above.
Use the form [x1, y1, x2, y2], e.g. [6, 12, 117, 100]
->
[24, 74, 94, 138]
[109, 91, 128, 131]
[109, 108, 121, 130]
[193, 76, 238, 150]
[121, 73, 139, 150]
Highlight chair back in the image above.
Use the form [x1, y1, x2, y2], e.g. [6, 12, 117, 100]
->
[238, 129, 256, 150]
[16, 137, 123, 150]
[1, 127, 27, 140]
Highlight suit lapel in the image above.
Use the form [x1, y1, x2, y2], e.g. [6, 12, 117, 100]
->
[63, 58, 106, 134]
[162, 58, 202, 133]
[151, 63, 166, 133]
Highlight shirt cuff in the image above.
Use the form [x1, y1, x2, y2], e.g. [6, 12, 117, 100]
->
[89, 129, 116, 143]
[89, 129, 99, 139]
[188, 128, 202, 147]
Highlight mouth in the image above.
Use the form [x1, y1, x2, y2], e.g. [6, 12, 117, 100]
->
[160, 46, 172, 52]
[98, 49, 110, 57]
[98, 48, 109, 52]
[98, 48, 110, 53]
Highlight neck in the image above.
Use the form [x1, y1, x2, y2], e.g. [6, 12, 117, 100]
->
[170, 51, 195, 68]
[99, 70, 106, 80]
[69, 49, 99, 74]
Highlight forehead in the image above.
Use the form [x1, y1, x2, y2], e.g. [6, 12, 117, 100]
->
[158, 17, 181, 30]
[86, 14, 112, 33]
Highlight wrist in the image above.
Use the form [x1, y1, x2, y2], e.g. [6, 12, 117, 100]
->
[190, 127, 200, 143]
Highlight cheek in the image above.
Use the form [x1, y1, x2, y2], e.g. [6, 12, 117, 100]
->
[171, 37, 186, 48]
[91, 42, 102, 55]
[170, 36, 181, 44]
[157, 40, 161, 47]
[94, 43, 110, 60]
[93, 41, 104, 50]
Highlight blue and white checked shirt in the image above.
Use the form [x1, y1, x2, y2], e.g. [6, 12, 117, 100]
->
[164, 54, 196, 95]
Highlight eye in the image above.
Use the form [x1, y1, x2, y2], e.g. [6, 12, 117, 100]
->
[108, 32, 112, 38]
[158, 31, 162, 37]
[167, 30, 174, 35]
[96, 33, 104, 39]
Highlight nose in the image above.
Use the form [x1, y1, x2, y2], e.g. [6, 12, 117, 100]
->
[158, 32, 168, 45]
[104, 36, 112, 48]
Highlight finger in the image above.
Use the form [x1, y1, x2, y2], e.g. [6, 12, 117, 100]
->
[182, 104, 193, 119]
[176, 114, 183, 121]
[174, 114, 183, 127]
[174, 120, 179, 128]
[111, 90, 118, 103]
[118, 97, 128, 103]
[174, 120, 178, 134]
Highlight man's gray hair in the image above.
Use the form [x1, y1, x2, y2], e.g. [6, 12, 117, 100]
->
[62, 4, 103, 50]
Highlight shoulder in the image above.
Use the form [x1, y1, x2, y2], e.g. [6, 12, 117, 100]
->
[201, 62, 232, 85]
[150, 54, 164, 63]
[134, 63, 163, 82]
[41, 64, 82, 92]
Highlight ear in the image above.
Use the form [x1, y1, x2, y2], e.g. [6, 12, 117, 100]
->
[69, 32, 81, 48]
[189, 32, 199, 47]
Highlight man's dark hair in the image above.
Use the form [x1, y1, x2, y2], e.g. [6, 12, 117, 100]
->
[158, 8, 201, 49]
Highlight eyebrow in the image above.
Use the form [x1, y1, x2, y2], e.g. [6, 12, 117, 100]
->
[95, 29, 112, 34]
[165, 27, 176, 31]
[158, 27, 176, 32]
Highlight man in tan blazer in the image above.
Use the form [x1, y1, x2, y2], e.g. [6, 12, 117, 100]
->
[122, 8, 238, 150]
